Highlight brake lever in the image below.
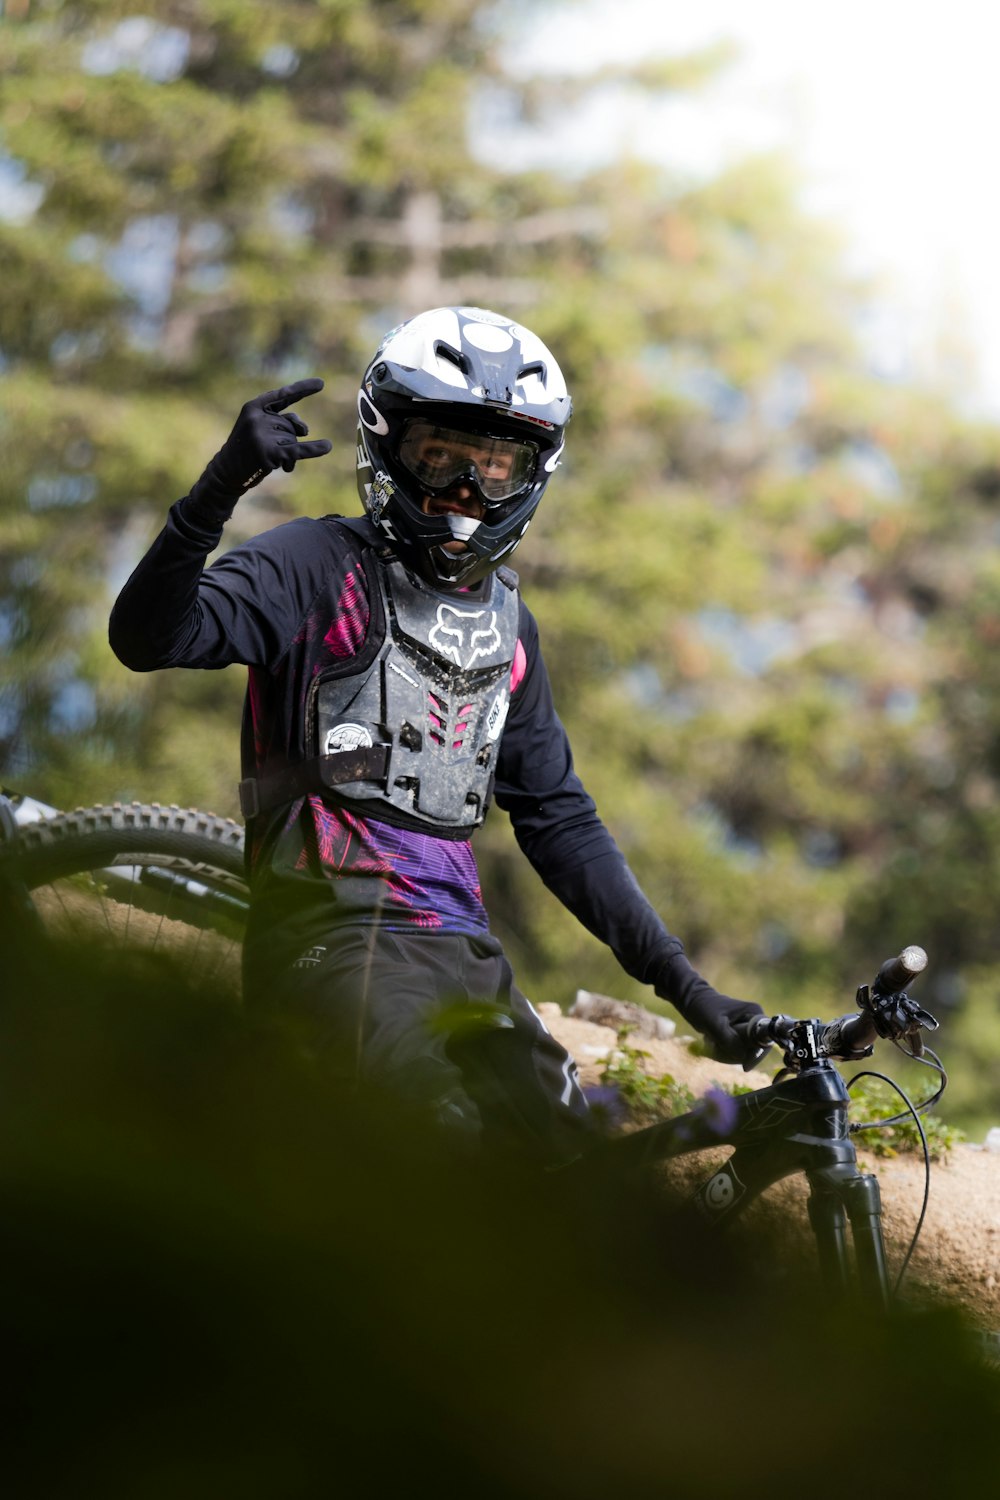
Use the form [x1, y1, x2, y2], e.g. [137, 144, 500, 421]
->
[901, 1001, 939, 1058]
[860, 983, 939, 1054]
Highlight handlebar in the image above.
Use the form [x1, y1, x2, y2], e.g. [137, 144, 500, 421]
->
[737, 946, 938, 1071]
[872, 944, 928, 997]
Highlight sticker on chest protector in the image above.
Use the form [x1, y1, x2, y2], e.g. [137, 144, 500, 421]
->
[324, 722, 375, 755]
[485, 689, 509, 742]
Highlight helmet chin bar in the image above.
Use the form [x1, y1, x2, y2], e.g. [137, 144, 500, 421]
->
[427, 530, 489, 585]
[397, 516, 521, 591]
[413, 526, 500, 590]
[402, 507, 488, 588]
[406, 494, 534, 589]
[430, 548, 475, 584]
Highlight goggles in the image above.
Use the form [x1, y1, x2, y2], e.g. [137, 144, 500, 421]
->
[398, 420, 538, 504]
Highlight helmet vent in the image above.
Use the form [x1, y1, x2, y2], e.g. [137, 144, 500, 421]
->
[434, 342, 468, 372]
[518, 361, 546, 382]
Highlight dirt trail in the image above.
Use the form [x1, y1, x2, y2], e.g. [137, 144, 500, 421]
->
[541, 1004, 1000, 1330]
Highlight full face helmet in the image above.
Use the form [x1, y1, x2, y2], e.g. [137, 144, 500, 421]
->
[356, 305, 571, 589]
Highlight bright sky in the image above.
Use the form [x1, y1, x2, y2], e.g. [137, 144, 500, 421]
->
[493, 0, 1000, 419]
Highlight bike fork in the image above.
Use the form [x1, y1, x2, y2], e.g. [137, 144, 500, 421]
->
[806, 1162, 891, 1309]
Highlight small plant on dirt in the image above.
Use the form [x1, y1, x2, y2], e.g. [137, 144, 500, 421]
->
[597, 1027, 696, 1124]
[847, 1074, 965, 1159]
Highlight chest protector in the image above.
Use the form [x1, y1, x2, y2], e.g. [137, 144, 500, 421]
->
[302, 550, 520, 836]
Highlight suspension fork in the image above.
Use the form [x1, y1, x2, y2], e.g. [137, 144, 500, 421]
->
[784, 1063, 891, 1307]
[699, 1061, 892, 1305]
[806, 1157, 891, 1307]
[601, 1060, 894, 1306]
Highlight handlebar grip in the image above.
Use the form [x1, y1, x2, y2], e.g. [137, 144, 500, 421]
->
[744, 1015, 776, 1046]
[737, 1013, 799, 1072]
[872, 945, 927, 997]
[825, 1011, 878, 1059]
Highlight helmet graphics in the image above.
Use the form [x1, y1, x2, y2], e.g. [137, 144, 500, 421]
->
[356, 306, 571, 589]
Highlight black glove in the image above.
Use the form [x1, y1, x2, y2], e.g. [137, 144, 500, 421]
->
[189, 378, 332, 515]
[656, 952, 764, 1067]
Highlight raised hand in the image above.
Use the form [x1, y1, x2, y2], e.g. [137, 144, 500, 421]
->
[195, 378, 333, 507]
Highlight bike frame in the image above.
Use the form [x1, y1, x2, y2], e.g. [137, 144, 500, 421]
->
[606, 1058, 891, 1307]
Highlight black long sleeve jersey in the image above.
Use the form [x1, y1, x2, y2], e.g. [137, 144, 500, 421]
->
[109, 492, 686, 991]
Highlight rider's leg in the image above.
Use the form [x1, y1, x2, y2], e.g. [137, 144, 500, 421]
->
[247, 924, 592, 1160]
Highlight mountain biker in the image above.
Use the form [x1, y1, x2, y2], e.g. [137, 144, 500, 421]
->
[109, 305, 763, 1159]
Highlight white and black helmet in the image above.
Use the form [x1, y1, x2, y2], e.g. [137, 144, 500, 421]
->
[356, 305, 571, 588]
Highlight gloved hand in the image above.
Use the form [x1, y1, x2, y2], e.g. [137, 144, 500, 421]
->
[656, 952, 764, 1066]
[190, 378, 332, 513]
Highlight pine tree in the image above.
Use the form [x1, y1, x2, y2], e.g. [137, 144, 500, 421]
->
[5, 1, 1000, 1125]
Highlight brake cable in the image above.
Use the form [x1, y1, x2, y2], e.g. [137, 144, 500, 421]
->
[845, 1037, 947, 1294]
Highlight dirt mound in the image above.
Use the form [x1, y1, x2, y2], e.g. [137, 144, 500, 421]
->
[542, 1004, 1000, 1330]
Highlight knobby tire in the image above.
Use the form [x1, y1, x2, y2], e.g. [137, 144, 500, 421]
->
[2, 801, 249, 983]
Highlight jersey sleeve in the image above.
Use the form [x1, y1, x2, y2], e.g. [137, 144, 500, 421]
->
[494, 601, 684, 990]
[109, 494, 340, 673]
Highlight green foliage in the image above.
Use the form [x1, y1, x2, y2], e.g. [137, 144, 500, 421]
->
[848, 1073, 966, 1160]
[929, 966, 1000, 1141]
[598, 1027, 696, 1123]
[599, 1022, 965, 1162]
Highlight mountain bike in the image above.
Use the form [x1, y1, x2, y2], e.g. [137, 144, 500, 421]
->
[0, 802, 953, 1309]
[596, 945, 942, 1310]
[0, 790, 249, 982]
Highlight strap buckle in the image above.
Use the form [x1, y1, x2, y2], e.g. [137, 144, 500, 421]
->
[238, 777, 260, 819]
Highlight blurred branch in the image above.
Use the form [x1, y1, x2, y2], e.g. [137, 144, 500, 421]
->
[513, 39, 741, 121]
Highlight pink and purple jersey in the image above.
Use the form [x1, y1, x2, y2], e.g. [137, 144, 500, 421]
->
[109, 505, 684, 985]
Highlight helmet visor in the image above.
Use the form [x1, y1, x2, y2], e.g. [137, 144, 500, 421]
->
[398, 420, 538, 504]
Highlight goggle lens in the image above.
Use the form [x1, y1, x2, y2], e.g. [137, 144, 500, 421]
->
[399, 421, 537, 503]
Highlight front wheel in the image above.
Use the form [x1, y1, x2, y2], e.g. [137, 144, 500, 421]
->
[1, 801, 249, 984]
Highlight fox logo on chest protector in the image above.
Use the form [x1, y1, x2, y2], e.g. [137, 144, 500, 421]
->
[428, 604, 503, 669]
